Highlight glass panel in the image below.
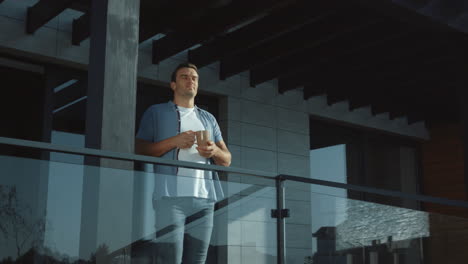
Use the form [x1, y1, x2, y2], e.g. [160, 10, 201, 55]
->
[284, 181, 468, 264]
[0, 154, 277, 264]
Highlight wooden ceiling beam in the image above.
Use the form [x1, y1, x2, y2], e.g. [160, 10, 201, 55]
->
[303, 85, 326, 100]
[26, 0, 76, 34]
[249, 18, 407, 87]
[303, 74, 444, 123]
[188, 0, 345, 68]
[281, 51, 465, 103]
[69, 0, 90, 12]
[327, 94, 348, 106]
[220, 8, 384, 80]
[69, 0, 204, 45]
[250, 6, 468, 88]
[72, 12, 90, 46]
[349, 98, 371, 111]
[389, 108, 408, 120]
[371, 104, 390, 115]
[355, 78, 460, 124]
[407, 112, 426, 125]
[340, 31, 465, 73]
[278, 64, 334, 94]
[152, 0, 294, 64]
[139, 0, 205, 42]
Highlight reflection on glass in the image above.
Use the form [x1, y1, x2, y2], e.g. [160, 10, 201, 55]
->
[132, 169, 278, 264]
[285, 182, 445, 264]
[310, 144, 348, 256]
[0, 154, 278, 264]
[0, 185, 45, 260]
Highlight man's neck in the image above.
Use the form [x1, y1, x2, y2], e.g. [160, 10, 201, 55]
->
[173, 97, 195, 108]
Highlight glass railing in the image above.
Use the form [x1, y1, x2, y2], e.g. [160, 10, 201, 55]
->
[0, 137, 278, 264]
[2, 136, 468, 264]
[282, 176, 468, 264]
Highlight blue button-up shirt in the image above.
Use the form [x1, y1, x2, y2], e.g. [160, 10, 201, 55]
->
[136, 101, 225, 201]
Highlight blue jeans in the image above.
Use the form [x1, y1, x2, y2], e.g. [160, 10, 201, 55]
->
[154, 197, 214, 264]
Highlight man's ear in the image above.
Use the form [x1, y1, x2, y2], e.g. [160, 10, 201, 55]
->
[170, 81, 176, 91]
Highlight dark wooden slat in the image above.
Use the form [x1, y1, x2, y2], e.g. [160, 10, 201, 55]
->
[280, 41, 464, 97]
[70, 2, 169, 45]
[371, 104, 390, 115]
[360, 56, 464, 96]
[70, 0, 91, 12]
[250, 18, 407, 87]
[140, 0, 214, 43]
[188, 0, 345, 68]
[152, 0, 295, 64]
[307, 65, 461, 123]
[327, 94, 348, 106]
[389, 108, 408, 120]
[354, 94, 411, 120]
[407, 112, 426, 124]
[377, 97, 428, 124]
[70, 0, 205, 45]
[251, 6, 468, 88]
[383, 94, 417, 120]
[72, 12, 90, 45]
[26, 0, 76, 34]
[303, 85, 326, 100]
[152, 32, 203, 64]
[221, 8, 383, 81]
[278, 64, 327, 94]
[349, 98, 371, 111]
[355, 77, 458, 123]
[281, 69, 332, 95]
[345, 33, 467, 76]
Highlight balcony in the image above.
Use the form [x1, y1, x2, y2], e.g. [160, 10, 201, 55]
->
[1, 136, 468, 264]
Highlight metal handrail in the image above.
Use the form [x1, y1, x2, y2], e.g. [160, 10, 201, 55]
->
[2, 136, 468, 208]
[0, 136, 275, 179]
[279, 174, 468, 209]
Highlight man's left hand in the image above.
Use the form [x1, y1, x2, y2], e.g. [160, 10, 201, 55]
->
[196, 140, 218, 158]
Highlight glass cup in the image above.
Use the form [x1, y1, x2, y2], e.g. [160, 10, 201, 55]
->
[196, 130, 210, 146]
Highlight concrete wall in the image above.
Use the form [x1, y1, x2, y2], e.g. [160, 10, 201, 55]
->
[0, 2, 430, 263]
[196, 65, 312, 263]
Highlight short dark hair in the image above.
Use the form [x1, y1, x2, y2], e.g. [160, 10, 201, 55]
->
[171, 62, 198, 82]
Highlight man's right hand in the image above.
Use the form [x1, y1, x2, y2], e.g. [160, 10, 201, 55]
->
[174, 130, 195, 149]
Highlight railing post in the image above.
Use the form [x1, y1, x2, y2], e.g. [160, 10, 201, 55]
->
[276, 175, 286, 264]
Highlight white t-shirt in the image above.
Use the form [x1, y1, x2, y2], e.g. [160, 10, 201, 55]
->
[176, 106, 210, 198]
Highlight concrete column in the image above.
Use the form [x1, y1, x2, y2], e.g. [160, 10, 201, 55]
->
[80, 0, 140, 261]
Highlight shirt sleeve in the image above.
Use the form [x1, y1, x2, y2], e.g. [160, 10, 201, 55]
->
[136, 107, 155, 142]
[211, 115, 224, 143]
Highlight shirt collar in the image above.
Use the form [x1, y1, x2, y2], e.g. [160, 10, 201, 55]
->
[169, 100, 199, 111]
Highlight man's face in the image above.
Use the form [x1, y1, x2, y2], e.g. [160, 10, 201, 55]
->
[170, 67, 199, 99]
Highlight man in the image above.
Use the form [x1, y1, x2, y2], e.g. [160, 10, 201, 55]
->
[135, 62, 231, 264]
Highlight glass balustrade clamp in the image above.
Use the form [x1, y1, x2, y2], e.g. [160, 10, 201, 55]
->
[275, 175, 287, 264]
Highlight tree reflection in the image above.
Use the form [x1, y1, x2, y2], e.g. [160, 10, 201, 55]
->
[0, 185, 116, 264]
[0, 185, 45, 259]
[0, 243, 112, 264]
